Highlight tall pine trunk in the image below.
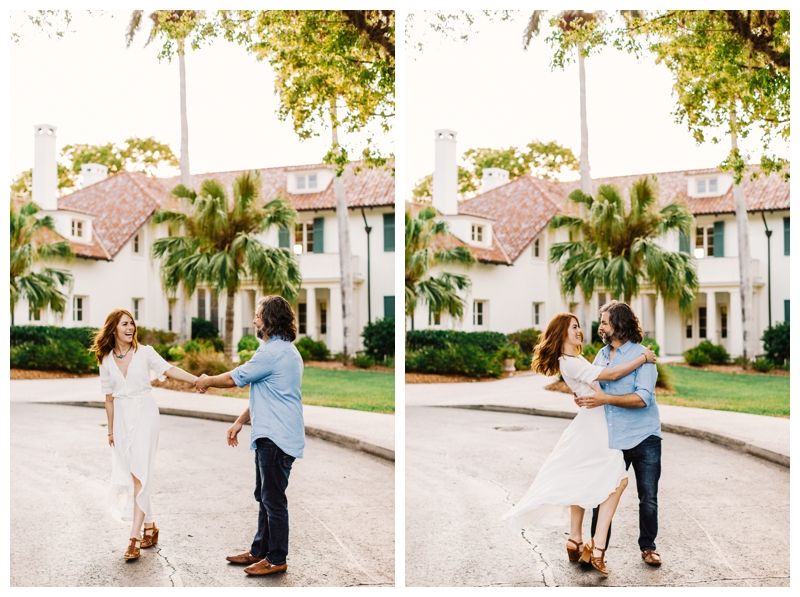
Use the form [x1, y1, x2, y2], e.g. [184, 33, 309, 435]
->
[330, 102, 356, 357]
[178, 40, 191, 188]
[730, 113, 755, 362]
[577, 43, 592, 329]
[225, 286, 235, 360]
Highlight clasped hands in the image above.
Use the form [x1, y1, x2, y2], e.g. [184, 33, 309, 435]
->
[194, 373, 210, 393]
[574, 384, 606, 409]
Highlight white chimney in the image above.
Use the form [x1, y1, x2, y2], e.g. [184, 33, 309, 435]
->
[482, 168, 510, 193]
[32, 123, 58, 210]
[433, 128, 459, 215]
[81, 163, 109, 188]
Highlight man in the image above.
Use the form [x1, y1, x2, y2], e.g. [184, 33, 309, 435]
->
[577, 300, 662, 567]
[195, 295, 305, 576]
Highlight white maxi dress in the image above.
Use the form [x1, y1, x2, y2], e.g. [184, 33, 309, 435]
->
[502, 355, 628, 530]
[99, 345, 172, 523]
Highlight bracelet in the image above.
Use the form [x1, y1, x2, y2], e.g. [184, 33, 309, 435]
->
[108, 432, 113, 435]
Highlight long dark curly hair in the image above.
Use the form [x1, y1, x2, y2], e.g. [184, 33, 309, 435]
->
[531, 313, 582, 377]
[89, 309, 138, 364]
[599, 300, 643, 344]
[256, 295, 297, 342]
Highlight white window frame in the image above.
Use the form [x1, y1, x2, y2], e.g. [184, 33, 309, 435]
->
[694, 224, 715, 259]
[533, 302, 542, 327]
[294, 222, 314, 254]
[696, 177, 719, 196]
[532, 236, 543, 259]
[297, 175, 306, 190]
[132, 232, 142, 255]
[471, 224, 483, 243]
[473, 300, 487, 327]
[308, 173, 318, 189]
[132, 298, 143, 321]
[72, 219, 83, 238]
[73, 296, 86, 322]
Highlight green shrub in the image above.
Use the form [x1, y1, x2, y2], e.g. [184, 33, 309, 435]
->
[506, 328, 541, 354]
[10, 339, 98, 373]
[516, 353, 532, 371]
[137, 327, 176, 345]
[153, 343, 171, 360]
[183, 340, 205, 353]
[238, 349, 256, 364]
[297, 346, 312, 361]
[656, 363, 673, 391]
[495, 344, 523, 361]
[683, 347, 711, 366]
[581, 342, 603, 363]
[295, 337, 330, 361]
[362, 318, 395, 360]
[761, 321, 789, 366]
[406, 329, 508, 353]
[191, 317, 219, 339]
[182, 350, 234, 377]
[238, 334, 260, 352]
[783, 360, 790, 372]
[168, 346, 186, 361]
[197, 337, 224, 352]
[642, 338, 660, 357]
[753, 358, 775, 373]
[591, 320, 602, 344]
[353, 353, 375, 369]
[694, 340, 729, 364]
[10, 325, 97, 348]
[383, 356, 395, 369]
[406, 344, 501, 378]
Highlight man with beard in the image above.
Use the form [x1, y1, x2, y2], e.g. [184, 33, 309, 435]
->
[195, 295, 305, 576]
[576, 300, 662, 567]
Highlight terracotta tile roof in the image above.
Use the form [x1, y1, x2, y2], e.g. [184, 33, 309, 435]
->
[458, 176, 564, 262]
[58, 171, 172, 260]
[405, 201, 511, 265]
[159, 160, 395, 212]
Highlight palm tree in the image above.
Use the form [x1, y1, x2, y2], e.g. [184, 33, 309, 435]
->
[152, 171, 302, 359]
[405, 205, 476, 330]
[549, 176, 699, 312]
[10, 201, 74, 325]
[126, 10, 197, 188]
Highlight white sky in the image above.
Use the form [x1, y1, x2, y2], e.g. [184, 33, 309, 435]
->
[404, 11, 790, 199]
[8, 10, 393, 186]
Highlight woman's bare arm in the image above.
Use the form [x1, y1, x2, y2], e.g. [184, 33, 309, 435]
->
[104, 394, 114, 446]
[595, 347, 656, 381]
[164, 366, 198, 385]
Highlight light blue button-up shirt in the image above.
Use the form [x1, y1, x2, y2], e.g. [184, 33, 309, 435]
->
[230, 336, 305, 459]
[594, 341, 661, 450]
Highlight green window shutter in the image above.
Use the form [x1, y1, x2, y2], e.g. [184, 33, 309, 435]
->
[383, 296, 395, 319]
[713, 221, 725, 257]
[278, 226, 290, 248]
[383, 213, 395, 252]
[784, 217, 790, 255]
[313, 217, 324, 253]
[679, 229, 689, 254]
[785, 300, 790, 323]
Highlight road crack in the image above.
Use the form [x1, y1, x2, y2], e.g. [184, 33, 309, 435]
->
[520, 530, 554, 587]
[154, 545, 184, 587]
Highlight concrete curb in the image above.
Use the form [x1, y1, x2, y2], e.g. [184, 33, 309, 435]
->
[48, 401, 395, 463]
[439, 404, 789, 468]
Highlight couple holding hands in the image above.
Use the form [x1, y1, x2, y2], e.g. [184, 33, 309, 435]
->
[93, 295, 303, 576]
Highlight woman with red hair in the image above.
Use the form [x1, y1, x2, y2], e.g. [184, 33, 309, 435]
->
[90, 308, 198, 561]
[501, 312, 655, 575]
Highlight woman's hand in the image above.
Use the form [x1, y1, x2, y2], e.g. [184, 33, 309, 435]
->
[108, 431, 114, 447]
[642, 347, 657, 364]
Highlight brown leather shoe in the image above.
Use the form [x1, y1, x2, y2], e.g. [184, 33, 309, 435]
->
[641, 550, 662, 566]
[141, 523, 159, 548]
[226, 552, 263, 565]
[124, 538, 142, 560]
[244, 559, 287, 575]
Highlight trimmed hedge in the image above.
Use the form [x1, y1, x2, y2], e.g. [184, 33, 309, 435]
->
[406, 330, 508, 353]
[761, 321, 789, 366]
[362, 318, 395, 360]
[295, 337, 330, 361]
[238, 334, 260, 352]
[191, 317, 219, 340]
[11, 325, 97, 348]
[406, 344, 502, 378]
[694, 340, 730, 364]
[506, 328, 541, 355]
[11, 339, 98, 373]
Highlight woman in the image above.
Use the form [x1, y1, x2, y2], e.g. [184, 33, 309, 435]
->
[501, 313, 656, 575]
[90, 309, 198, 561]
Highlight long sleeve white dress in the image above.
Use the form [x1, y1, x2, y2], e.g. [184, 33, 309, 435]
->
[100, 345, 172, 523]
[501, 355, 627, 530]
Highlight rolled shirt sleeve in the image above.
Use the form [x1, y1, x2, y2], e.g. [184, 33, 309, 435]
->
[231, 344, 274, 388]
[145, 345, 173, 382]
[633, 362, 658, 407]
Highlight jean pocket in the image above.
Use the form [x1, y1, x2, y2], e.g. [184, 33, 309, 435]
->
[283, 455, 295, 470]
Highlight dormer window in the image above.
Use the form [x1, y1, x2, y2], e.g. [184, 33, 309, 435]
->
[308, 174, 317, 189]
[697, 177, 719, 195]
[132, 233, 141, 254]
[72, 220, 83, 238]
[471, 225, 483, 242]
[297, 176, 306, 190]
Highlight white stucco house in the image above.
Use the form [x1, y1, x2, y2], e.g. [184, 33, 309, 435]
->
[16, 124, 396, 356]
[408, 129, 790, 358]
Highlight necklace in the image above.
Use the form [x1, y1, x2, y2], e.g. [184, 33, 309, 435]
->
[116, 345, 132, 359]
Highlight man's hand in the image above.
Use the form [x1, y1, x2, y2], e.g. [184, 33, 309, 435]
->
[577, 383, 608, 409]
[573, 392, 580, 407]
[195, 373, 209, 393]
[227, 420, 243, 447]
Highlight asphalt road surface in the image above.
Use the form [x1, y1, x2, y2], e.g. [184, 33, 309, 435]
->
[11, 403, 394, 587]
[406, 406, 789, 588]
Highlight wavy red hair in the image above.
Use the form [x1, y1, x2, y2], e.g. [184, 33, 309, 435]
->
[89, 309, 139, 364]
[531, 312, 583, 377]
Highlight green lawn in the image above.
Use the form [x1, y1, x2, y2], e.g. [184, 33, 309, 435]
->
[222, 367, 395, 413]
[658, 365, 789, 417]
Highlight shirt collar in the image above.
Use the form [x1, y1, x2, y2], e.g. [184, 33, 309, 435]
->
[616, 340, 636, 354]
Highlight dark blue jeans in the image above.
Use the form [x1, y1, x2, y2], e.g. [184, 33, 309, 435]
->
[250, 437, 295, 565]
[591, 435, 661, 552]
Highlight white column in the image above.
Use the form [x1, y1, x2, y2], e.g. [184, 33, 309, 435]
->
[729, 289, 743, 357]
[306, 286, 318, 340]
[655, 294, 666, 349]
[328, 284, 343, 353]
[706, 291, 717, 345]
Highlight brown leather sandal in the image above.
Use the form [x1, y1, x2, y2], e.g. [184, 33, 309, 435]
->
[641, 549, 662, 566]
[124, 537, 142, 560]
[141, 523, 159, 548]
[580, 539, 608, 575]
[566, 538, 583, 562]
